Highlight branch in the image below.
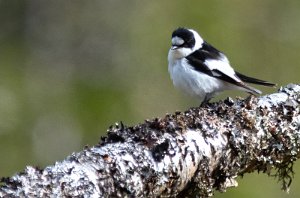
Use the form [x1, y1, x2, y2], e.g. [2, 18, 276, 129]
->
[1, 84, 300, 197]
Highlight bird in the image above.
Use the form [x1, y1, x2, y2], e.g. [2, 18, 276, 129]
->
[167, 27, 276, 105]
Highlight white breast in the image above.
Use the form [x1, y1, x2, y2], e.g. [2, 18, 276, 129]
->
[168, 58, 226, 101]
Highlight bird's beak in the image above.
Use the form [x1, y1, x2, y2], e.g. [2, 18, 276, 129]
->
[171, 46, 179, 50]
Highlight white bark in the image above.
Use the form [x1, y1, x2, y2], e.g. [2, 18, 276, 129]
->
[1, 84, 300, 197]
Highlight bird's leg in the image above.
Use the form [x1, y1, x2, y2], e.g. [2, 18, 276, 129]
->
[200, 94, 211, 107]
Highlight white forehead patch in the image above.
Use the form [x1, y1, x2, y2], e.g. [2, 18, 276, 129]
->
[172, 36, 184, 46]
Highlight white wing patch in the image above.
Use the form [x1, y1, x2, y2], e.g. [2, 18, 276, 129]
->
[204, 58, 242, 83]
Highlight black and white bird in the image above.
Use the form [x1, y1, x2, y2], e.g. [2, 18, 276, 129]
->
[168, 27, 276, 104]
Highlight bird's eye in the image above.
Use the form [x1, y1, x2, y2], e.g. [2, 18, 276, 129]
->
[186, 38, 193, 44]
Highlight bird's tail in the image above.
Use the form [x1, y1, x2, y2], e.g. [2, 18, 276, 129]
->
[235, 72, 276, 87]
[241, 84, 262, 95]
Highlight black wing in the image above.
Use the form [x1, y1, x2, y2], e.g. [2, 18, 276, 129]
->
[185, 41, 274, 94]
[193, 41, 224, 61]
[185, 41, 240, 85]
[186, 41, 276, 87]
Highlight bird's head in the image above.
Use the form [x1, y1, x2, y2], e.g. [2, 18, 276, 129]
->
[168, 27, 204, 60]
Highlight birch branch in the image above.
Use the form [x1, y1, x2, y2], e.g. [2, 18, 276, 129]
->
[1, 84, 300, 197]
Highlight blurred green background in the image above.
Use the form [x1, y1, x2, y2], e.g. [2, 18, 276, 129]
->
[0, 0, 299, 197]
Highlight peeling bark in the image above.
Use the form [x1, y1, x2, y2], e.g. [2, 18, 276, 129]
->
[1, 84, 300, 197]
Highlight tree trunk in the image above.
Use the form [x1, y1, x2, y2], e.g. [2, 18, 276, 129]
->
[1, 84, 300, 197]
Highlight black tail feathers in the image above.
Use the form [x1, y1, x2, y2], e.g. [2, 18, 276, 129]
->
[235, 72, 276, 87]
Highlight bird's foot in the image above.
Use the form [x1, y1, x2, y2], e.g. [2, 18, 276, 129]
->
[200, 101, 209, 107]
[200, 95, 211, 107]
